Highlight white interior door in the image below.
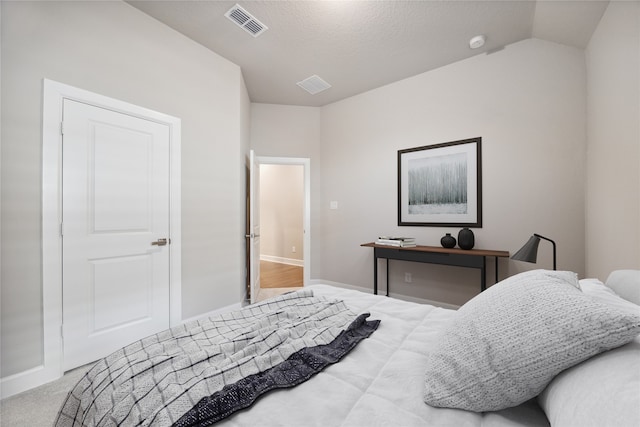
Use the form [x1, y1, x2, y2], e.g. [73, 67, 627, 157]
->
[248, 150, 261, 304]
[62, 99, 171, 370]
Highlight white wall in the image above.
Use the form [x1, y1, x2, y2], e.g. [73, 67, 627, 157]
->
[318, 38, 587, 305]
[1, 1, 248, 379]
[585, 1, 640, 278]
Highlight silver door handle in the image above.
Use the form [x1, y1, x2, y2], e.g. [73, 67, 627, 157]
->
[151, 238, 169, 246]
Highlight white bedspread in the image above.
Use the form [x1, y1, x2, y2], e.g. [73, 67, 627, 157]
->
[222, 284, 549, 427]
[56, 289, 378, 427]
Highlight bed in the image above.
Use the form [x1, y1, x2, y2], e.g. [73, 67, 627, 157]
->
[56, 269, 640, 426]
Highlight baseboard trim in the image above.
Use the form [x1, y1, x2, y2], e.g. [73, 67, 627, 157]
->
[1, 302, 244, 400]
[0, 364, 61, 400]
[180, 302, 243, 324]
[309, 279, 371, 294]
[308, 279, 460, 310]
[260, 255, 304, 267]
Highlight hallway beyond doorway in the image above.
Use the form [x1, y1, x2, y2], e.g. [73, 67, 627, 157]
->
[260, 260, 303, 288]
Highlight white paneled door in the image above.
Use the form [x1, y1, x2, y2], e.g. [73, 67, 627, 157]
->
[62, 99, 171, 371]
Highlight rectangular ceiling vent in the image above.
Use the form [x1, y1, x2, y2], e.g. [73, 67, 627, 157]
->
[225, 4, 268, 37]
[297, 75, 332, 95]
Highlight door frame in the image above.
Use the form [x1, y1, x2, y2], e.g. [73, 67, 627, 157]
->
[39, 79, 181, 388]
[247, 150, 260, 304]
[257, 156, 311, 287]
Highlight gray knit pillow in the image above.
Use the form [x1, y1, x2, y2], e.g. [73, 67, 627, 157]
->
[423, 270, 640, 412]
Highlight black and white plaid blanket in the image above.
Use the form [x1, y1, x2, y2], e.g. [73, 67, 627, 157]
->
[55, 289, 379, 426]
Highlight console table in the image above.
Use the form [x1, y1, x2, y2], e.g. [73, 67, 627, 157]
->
[361, 243, 510, 296]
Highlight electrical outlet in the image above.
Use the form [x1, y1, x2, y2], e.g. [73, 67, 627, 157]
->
[292, 246, 296, 253]
[404, 272, 412, 283]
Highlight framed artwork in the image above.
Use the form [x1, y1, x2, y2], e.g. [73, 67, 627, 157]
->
[398, 137, 482, 227]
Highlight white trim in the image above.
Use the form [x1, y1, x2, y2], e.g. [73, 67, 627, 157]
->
[388, 292, 460, 310]
[308, 279, 461, 310]
[169, 116, 182, 327]
[2, 79, 184, 400]
[0, 307, 233, 400]
[256, 157, 311, 287]
[308, 279, 371, 293]
[180, 303, 243, 324]
[260, 255, 304, 267]
[0, 365, 56, 400]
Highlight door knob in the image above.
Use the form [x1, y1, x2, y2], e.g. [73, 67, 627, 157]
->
[151, 238, 169, 246]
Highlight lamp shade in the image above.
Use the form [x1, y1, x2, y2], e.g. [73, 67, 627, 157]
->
[511, 235, 541, 263]
[511, 233, 557, 270]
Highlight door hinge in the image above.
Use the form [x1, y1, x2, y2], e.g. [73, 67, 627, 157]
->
[60, 121, 64, 135]
[60, 222, 63, 237]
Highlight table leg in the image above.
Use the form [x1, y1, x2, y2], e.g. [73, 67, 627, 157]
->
[373, 254, 378, 295]
[386, 259, 390, 297]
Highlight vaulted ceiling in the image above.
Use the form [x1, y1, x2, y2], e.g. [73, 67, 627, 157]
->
[127, 1, 609, 107]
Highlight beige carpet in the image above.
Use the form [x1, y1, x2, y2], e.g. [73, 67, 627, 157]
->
[0, 364, 91, 426]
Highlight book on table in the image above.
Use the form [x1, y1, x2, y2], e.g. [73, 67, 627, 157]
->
[375, 237, 417, 247]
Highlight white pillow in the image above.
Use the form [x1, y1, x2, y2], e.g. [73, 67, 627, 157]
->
[579, 278, 640, 312]
[423, 270, 640, 412]
[606, 270, 640, 305]
[538, 279, 640, 426]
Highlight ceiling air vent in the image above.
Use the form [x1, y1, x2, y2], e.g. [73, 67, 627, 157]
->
[225, 4, 268, 37]
[297, 75, 332, 95]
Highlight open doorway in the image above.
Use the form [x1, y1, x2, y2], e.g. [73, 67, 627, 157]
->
[260, 164, 304, 288]
[257, 157, 310, 301]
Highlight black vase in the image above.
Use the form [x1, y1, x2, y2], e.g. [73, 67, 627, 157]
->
[440, 233, 456, 248]
[458, 228, 475, 250]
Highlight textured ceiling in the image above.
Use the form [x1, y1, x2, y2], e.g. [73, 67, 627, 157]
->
[127, 0, 609, 107]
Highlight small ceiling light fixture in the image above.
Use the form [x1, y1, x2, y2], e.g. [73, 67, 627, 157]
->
[297, 75, 332, 95]
[469, 35, 486, 49]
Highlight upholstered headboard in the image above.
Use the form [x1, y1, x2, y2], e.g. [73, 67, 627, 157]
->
[606, 270, 640, 305]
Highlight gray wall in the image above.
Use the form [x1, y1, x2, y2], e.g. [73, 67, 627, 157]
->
[1, 1, 249, 377]
[585, 1, 640, 278]
[251, 2, 639, 304]
[319, 38, 587, 305]
[253, 38, 590, 306]
[250, 104, 323, 277]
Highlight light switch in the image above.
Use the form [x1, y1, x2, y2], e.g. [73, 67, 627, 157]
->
[330, 201, 338, 210]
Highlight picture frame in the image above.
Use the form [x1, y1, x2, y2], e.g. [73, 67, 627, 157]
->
[398, 137, 482, 227]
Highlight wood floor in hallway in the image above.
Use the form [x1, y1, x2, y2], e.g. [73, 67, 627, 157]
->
[260, 260, 303, 288]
